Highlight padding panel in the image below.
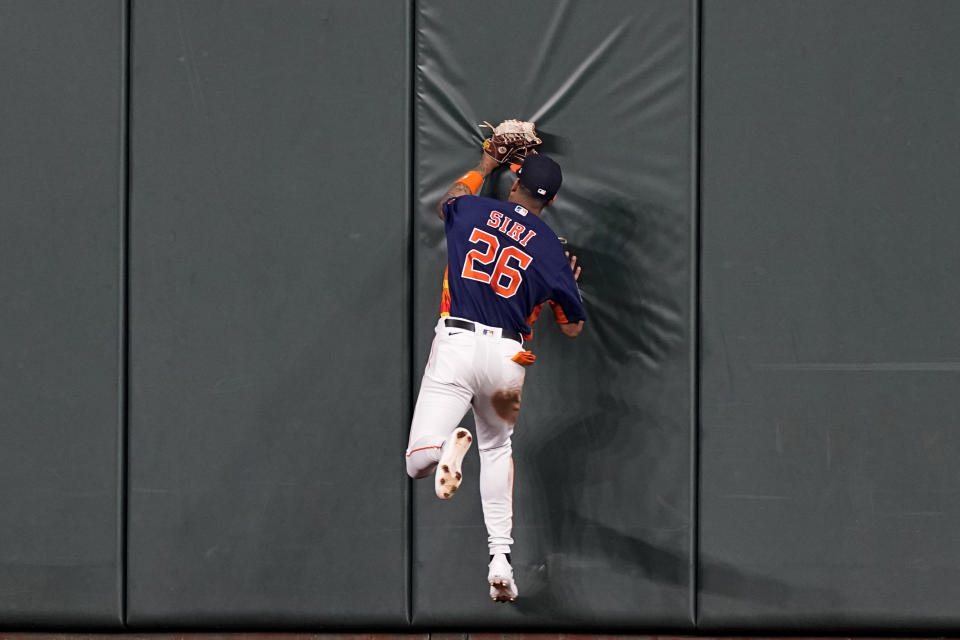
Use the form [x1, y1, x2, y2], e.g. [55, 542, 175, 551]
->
[127, 0, 409, 626]
[412, 0, 695, 628]
[0, 0, 123, 627]
[700, 0, 960, 630]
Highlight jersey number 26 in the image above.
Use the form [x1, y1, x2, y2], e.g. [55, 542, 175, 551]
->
[461, 228, 532, 298]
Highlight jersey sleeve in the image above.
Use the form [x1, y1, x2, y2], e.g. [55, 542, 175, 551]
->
[549, 263, 587, 324]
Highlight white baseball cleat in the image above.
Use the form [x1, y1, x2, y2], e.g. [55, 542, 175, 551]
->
[488, 553, 518, 603]
[435, 427, 472, 499]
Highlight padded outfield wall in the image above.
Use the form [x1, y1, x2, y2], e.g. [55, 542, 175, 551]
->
[1, 0, 958, 632]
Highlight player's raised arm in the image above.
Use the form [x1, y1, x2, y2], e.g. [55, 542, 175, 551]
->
[436, 152, 499, 219]
[437, 119, 542, 219]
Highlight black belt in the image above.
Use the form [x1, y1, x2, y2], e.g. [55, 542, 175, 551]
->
[444, 318, 522, 344]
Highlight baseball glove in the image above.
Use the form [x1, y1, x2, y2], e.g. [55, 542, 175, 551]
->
[481, 119, 542, 164]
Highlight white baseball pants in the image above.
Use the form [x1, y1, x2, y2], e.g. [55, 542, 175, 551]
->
[405, 316, 526, 555]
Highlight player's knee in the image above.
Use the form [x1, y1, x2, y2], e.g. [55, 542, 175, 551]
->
[405, 455, 433, 479]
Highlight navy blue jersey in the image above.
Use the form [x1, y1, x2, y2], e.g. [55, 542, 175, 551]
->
[440, 195, 586, 335]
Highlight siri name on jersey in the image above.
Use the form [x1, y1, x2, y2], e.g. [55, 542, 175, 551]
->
[485, 207, 537, 247]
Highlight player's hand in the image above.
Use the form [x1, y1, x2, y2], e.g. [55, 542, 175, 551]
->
[565, 251, 581, 281]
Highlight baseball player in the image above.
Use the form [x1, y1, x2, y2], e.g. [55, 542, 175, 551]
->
[405, 121, 586, 603]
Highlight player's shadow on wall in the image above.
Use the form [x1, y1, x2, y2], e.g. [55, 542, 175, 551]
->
[506, 191, 841, 624]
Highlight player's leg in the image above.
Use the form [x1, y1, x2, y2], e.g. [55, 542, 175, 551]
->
[472, 336, 526, 601]
[473, 410, 517, 553]
[405, 375, 471, 479]
[472, 337, 525, 552]
[474, 404, 520, 602]
[405, 322, 476, 480]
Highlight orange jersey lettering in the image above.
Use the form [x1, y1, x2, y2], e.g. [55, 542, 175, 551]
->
[506, 222, 525, 241]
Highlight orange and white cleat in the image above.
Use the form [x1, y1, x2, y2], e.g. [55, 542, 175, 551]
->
[488, 553, 518, 603]
[435, 427, 472, 499]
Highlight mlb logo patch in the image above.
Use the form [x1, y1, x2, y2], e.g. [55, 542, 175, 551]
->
[482, 329, 495, 336]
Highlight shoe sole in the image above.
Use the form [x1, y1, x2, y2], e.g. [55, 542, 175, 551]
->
[489, 577, 517, 602]
[435, 428, 472, 499]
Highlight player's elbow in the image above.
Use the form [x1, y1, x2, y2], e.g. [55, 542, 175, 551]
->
[559, 320, 584, 338]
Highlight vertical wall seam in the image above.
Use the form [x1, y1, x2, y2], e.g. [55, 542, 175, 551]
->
[119, 0, 132, 628]
[690, 0, 703, 630]
[405, 0, 417, 627]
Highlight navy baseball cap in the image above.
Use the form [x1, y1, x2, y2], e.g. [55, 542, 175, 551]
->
[516, 154, 562, 201]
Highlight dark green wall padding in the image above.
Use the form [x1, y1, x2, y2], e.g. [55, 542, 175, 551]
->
[700, 0, 960, 630]
[0, 0, 123, 626]
[126, 0, 409, 627]
[411, 0, 694, 628]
